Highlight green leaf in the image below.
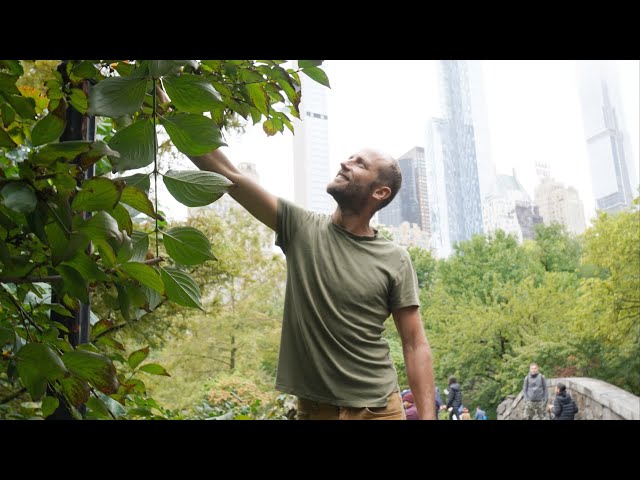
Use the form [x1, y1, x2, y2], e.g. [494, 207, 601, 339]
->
[160, 113, 226, 156]
[116, 230, 133, 263]
[0, 73, 20, 95]
[107, 203, 133, 235]
[141, 285, 162, 311]
[107, 119, 155, 172]
[149, 60, 178, 78]
[71, 61, 98, 81]
[7, 95, 36, 119]
[127, 407, 153, 417]
[1, 183, 37, 214]
[119, 173, 151, 194]
[86, 395, 111, 419]
[41, 396, 59, 418]
[161, 266, 203, 310]
[120, 185, 163, 220]
[69, 88, 87, 114]
[62, 350, 119, 395]
[163, 74, 224, 113]
[298, 60, 323, 69]
[56, 265, 89, 303]
[163, 169, 232, 207]
[0, 60, 24, 75]
[78, 211, 123, 243]
[94, 239, 116, 268]
[49, 304, 73, 317]
[128, 346, 149, 370]
[263, 118, 278, 136]
[32, 141, 92, 165]
[60, 251, 109, 282]
[163, 226, 216, 265]
[79, 141, 120, 169]
[72, 177, 124, 212]
[120, 262, 164, 294]
[0, 126, 16, 148]
[139, 363, 170, 376]
[59, 375, 90, 407]
[130, 231, 149, 262]
[15, 343, 68, 400]
[301, 66, 331, 88]
[87, 76, 147, 117]
[31, 109, 66, 146]
[244, 83, 269, 116]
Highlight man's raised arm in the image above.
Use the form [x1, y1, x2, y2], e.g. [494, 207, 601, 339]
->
[189, 149, 277, 231]
[157, 86, 277, 231]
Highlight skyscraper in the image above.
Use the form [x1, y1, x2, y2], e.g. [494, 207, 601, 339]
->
[483, 171, 542, 243]
[378, 146, 430, 234]
[292, 64, 332, 214]
[534, 176, 587, 235]
[576, 61, 638, 213]
[425, 60, 485, 257]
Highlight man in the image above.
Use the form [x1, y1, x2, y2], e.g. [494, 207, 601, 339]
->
[474, 406, 487, 420]
[522, 363, 548, 420]
[183, 137, 435, 419]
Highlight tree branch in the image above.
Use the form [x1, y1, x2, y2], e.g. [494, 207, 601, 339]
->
[0, 257, 165, 284]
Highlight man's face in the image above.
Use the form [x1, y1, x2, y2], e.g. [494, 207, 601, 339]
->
[530, 365, 539, 375]
[326, 149, 386, 211]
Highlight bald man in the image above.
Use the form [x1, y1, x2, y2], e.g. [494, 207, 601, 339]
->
[187, 145, 435, 420]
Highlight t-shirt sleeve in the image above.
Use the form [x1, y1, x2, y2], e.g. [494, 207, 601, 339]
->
[389, 252, 421, 311]
[275, 197, 311, 254]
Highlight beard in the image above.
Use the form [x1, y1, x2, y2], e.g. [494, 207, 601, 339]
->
[326, 180, 372, 214]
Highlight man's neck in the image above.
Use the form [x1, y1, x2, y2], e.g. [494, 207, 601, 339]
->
[331, 208, 375, 237]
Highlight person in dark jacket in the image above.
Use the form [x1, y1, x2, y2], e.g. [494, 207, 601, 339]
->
[549, 383, 579, 420]
[445, 376, 462, 420]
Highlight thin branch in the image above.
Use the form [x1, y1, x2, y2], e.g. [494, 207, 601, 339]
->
[0, 275, 63, 284]
[176, 353, 232, 367]
[0, 257, 164, 284]
[153, 79, 159, 259]
[93, 322, 128, 340]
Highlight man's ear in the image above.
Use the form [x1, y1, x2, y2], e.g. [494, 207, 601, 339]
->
[372, 185, 391, 202]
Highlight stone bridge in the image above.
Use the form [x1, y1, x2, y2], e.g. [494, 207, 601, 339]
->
[497, 377, 639, 420]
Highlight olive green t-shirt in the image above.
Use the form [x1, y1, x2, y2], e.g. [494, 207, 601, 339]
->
[275, 198, 420, 408]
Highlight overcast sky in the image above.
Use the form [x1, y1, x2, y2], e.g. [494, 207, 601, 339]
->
[163, 60, 640, 225]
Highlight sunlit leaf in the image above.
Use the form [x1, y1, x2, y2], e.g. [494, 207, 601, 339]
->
[120, 262, 164, 294]
[62, 350, 119, 395]
[72, 177, 124, 212]
[160, 266, 203, 310]
[160, 113, 226, 156]
[1, 183, 37, 214]
[87, 76, 147, 117]
[163, 169, 232, 207]
[163, 226, 216, 265]
[108, 119, 155, 172]
[139, 363, 170, 376]
[128, 346, 149, 370]
[15, 344, 68, 400]
[301, 66, 330, 88]
[163, 74, 223, 113]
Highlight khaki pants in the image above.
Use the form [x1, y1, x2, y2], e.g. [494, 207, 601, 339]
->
[296, 391, 406, 420]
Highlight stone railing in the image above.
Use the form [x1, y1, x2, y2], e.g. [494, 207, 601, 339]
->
[497, 377, 639, 420]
